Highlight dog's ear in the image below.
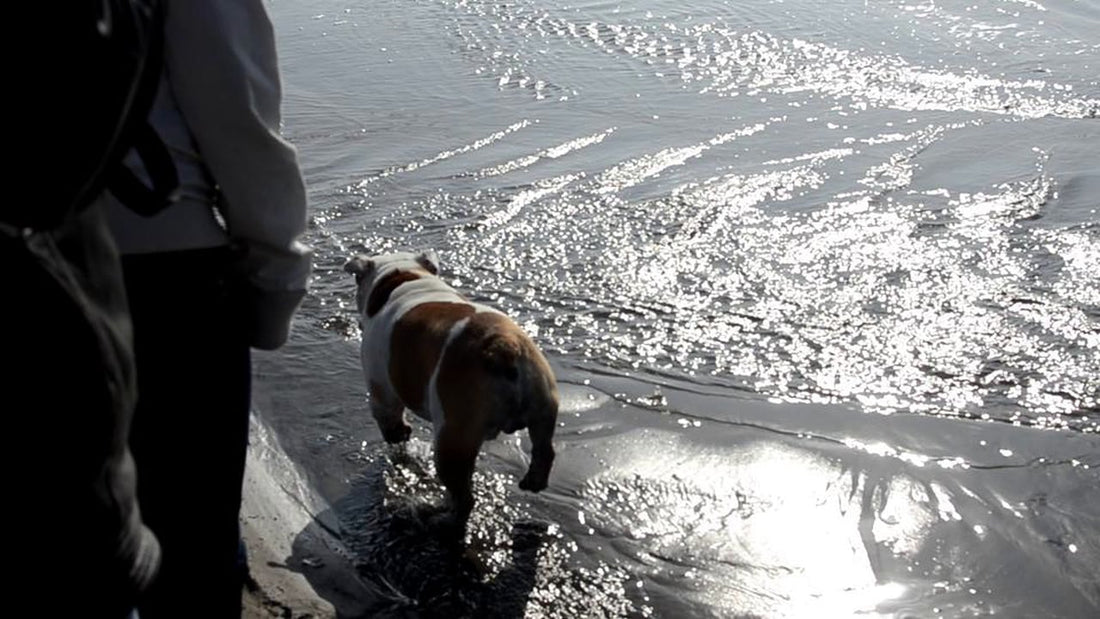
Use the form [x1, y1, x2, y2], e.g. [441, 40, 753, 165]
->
[416, 250, 440, 275]
[343, 255, 374, 281]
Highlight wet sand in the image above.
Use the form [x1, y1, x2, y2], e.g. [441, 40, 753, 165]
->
[239, 414, 376, 618]
[239, 370, 1100, 617]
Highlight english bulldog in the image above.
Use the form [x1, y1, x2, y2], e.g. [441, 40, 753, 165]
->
[344, 250, 558, 535]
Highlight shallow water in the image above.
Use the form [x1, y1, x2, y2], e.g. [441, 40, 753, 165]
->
[254, 0, 1099, 616]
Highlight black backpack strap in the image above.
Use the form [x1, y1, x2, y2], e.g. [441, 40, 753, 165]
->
[107, 0, 180, 218]
[109, 123, 180, 217]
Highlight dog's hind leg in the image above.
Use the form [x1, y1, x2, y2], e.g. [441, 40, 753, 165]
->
[434, 422, 482, 537]
[519, 412, 556, 492]
[519, 350, 559, 493]
[369, 380, 411, 443]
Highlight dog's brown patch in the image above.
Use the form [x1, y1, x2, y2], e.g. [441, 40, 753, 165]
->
[389, 302, 477, 411]
[432, 314, 512, 523]
[445, 313, 559, 491]
[366, 270, 423, 317]
[435, 312, 522, 429]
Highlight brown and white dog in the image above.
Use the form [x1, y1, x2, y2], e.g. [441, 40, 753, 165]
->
[344, 250, 558, 534]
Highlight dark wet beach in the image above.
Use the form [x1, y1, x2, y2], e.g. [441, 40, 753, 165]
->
[252, 0, 1098, 616]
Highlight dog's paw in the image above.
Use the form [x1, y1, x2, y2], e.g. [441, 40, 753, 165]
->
[519, 471, 548, 493]
[416, 505, 467, 543]
[381, 422, 412, 444]
[410, 502, 448, 526]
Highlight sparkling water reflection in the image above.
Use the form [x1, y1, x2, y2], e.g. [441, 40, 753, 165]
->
[258, 0, 1100, 616]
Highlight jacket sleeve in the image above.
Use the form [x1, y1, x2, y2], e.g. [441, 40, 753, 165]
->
[164, 0, 312, 349]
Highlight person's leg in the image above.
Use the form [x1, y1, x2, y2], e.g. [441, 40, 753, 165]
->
[124, 248, 251, 618]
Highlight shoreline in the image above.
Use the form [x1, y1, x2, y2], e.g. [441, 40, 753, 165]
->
[239, 413, 378, 618]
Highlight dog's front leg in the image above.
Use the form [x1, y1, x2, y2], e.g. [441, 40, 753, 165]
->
[369, 380, 411, 443]
[434, 423, 482, 537]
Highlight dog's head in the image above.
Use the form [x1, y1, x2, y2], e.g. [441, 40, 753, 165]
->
[343, 250, 441, 316]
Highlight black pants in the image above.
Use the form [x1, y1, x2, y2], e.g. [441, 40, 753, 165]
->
[123, 247, 251, 618]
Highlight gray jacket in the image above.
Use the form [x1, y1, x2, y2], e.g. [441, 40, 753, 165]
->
[102, 0, 311, 350]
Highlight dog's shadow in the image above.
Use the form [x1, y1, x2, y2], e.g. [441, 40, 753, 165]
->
[291, 441, 551, 618]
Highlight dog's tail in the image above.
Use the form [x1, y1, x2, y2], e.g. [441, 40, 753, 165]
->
[482, 333, 521, 384]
